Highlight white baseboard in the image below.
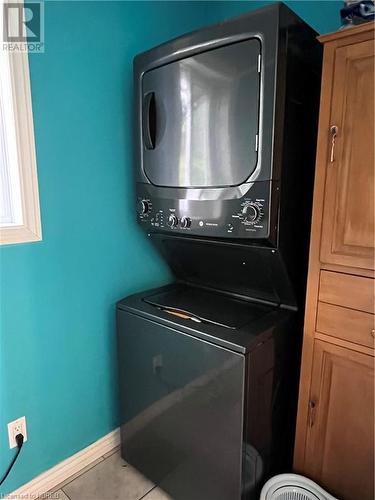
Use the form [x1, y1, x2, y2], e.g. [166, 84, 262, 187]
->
[8, 428, 121, 499]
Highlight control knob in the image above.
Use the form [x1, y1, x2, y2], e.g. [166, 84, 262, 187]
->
[180, 217, 191, 229]
[167, 214, 179, 228]
[137, 200, 149, 215]
[242, 204, 259, 223]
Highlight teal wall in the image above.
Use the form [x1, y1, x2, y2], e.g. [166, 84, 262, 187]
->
[0, 1, 341, 494]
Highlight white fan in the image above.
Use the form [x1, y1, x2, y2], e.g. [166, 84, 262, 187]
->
[260, 473, 339, 500]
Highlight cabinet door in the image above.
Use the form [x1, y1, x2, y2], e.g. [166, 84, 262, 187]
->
[305, 340, 374, 500]
[320, 39, 374, 270]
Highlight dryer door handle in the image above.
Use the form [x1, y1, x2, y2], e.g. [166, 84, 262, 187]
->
[143, 92, 156, 150]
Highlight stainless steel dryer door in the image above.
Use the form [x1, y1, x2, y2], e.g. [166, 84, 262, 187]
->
[141, 39, 261, 188]
[118, 310, 245, 500]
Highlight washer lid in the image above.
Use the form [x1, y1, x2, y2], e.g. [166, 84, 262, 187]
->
[143, 285, 272, 330]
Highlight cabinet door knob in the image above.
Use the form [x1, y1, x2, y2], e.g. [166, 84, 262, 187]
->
[329, 125, 339, 163]
[371, 329, 375, 339]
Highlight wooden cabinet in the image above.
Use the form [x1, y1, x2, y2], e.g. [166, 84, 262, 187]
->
[305, 341, 374, 500]
[294, 23, 375, 500]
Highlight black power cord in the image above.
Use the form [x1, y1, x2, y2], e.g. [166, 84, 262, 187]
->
[0, 433, 24, 486]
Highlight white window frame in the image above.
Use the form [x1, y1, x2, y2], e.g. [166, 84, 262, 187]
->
[0, 5, 42, 245]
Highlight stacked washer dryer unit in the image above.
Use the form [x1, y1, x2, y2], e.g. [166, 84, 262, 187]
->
[117, 4, 322, 500]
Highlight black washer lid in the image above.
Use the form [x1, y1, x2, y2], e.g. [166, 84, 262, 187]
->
[143, 285, 272, 330]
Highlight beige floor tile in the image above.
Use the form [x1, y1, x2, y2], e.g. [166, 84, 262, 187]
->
[47, 457, 104, 493]
[141, 487, 173, 500]
[62, 451, 154, 500]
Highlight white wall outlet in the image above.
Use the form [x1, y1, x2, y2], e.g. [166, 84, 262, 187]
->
[8, 416, 27, 449]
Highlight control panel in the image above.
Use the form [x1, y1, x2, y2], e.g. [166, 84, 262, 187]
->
[136, 181, 277, 241]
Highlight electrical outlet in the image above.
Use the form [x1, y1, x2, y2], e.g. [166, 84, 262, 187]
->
[8, 416, 27, 449]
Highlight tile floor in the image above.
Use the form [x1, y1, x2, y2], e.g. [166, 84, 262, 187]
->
[49, 448, 172, 500]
